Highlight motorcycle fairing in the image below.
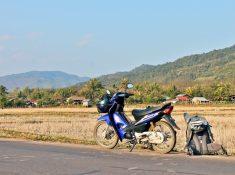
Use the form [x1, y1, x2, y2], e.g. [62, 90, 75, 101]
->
[98, 112, 129, 140]
[134, 112, 160, 126]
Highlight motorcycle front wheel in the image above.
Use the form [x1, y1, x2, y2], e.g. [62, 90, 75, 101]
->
[93, 121, 119, 149]
[150, 121, 176, 154]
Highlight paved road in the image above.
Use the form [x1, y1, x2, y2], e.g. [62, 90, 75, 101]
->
[0, 140, 235, 175]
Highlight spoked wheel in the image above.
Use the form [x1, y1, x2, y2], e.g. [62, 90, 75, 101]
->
[150, 121, 176, 154]
[94, 121, 119, 149]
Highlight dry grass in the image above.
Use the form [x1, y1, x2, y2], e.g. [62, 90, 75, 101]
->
[0, 104, 234, 154]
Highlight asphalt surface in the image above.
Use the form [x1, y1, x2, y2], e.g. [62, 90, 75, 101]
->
[0, 139, 235, 175]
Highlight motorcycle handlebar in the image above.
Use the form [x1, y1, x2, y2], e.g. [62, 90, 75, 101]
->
[123, 92, 134, 98]
[116, 92, 134, 98]
[127, 93, 134, 97]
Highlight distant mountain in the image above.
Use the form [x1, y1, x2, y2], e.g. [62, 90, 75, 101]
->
[0, 71, 90, 90]
[99, 45, 235, 87]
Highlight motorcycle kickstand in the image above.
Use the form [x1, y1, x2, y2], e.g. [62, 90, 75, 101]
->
[129, 131, 137, 152]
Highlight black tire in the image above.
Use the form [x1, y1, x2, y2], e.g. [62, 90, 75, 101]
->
[151, 121, 176, 154]
[93, 121, 119, 149]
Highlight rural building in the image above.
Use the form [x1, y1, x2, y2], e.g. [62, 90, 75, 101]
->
[176, 94, 190, 102]
[25, 99, 37, 107]
[163, 98, 178, 104]
[82, 99, 92, 107]
[162, 96, 174, 103]
[67, 96, 86, 105]
[229, 95, 235, 102]
[192, 97, 210, 104]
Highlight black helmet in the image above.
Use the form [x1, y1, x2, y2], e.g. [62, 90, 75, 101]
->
[96, 94, 111, 113]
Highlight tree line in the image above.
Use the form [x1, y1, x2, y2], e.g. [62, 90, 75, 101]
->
[0, 78, 234, 108]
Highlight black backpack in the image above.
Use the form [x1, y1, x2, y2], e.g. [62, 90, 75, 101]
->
[184, 113, 227, 155]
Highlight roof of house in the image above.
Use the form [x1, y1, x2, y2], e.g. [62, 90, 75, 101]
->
[83, 99, 91, 102]
[67, 96, 86, 101]
[163, 98, 178, 104]
[176, 94, 189, 97]
[192, 97, 209, 101]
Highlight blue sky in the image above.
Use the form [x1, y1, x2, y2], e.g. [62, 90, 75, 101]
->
[0, 0, 235, 77]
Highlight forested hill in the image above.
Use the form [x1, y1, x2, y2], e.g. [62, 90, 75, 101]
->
[0, 71, 90, 90]
[99, 45, 235, 87]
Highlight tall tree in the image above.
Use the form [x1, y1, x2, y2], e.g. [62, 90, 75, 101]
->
[80, 79, 104, 101]
[165, 85, 180, 98]
[0, 85, 8, 108]
[185, 86, 203, 97]
[211, 83, 231, 101]
[118, 78, 129, 91]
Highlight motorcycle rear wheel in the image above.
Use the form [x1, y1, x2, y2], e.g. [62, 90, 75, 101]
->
[150, 121, 176, 154]
[94, 121, 119, 149]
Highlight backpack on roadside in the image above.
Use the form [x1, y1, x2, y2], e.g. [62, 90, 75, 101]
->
[183, 113, 227, 155]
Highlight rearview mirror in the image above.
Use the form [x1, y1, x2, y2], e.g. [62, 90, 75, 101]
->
[127, 83, 134, 89]
[106, 90, 111, 95]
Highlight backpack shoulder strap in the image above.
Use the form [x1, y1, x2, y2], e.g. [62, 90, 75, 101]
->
[185, 124, 193, 148]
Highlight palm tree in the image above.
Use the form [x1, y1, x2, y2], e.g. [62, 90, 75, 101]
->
[81, 79, 104, 101]
[0, 85, 8, 108]
[0, 85, 7, 96]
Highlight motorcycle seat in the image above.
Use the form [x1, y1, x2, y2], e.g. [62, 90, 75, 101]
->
[132, 103, 171, 121]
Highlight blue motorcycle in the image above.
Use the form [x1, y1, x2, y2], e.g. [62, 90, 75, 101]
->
[94, 83, 180, 153]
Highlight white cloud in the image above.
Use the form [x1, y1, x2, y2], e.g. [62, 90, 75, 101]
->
[76, 33, 93, 48]
[0, 34, 15, 41]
